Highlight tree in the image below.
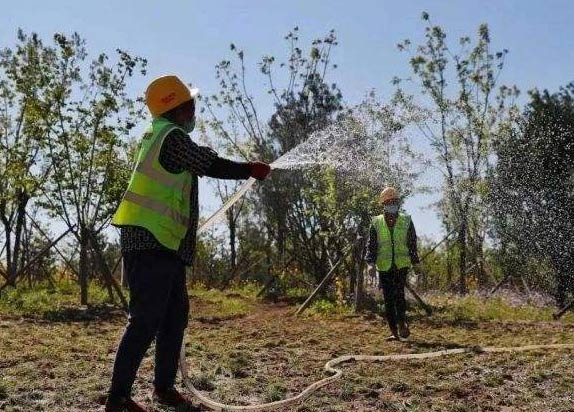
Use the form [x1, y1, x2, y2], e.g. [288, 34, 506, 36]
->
[202, 28, 345, 282]
[197, 120, 249, 278]
[0, 30, 53, 287]
[395, 12, 518, 293]
[491, 83, 574, 305]
[202, 28, 424, 291]
[32, 32, 146, 304]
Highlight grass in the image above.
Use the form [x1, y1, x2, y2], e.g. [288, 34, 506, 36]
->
[0, 279, 110, 317]
[264, 382, 288, 402]
[427, 293, 564, 322]
[0, 281, 573, 411]
[189, 284, 256, 321]
[307, 298, 354, 316]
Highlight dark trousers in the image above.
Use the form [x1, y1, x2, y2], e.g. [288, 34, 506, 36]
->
[379, 267, 408, 332]
[109, 250, 189, 399]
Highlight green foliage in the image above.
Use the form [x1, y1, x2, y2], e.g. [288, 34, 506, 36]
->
[264, 382, 287, 402]
[33, 31, 147, 232]
[0, 29, 147, 303]
[200, 28, 348, 285]
[0, 278, 108, 316]
[429, 294, 556, 322]
[307, 298, 353, 316]
[490, 83, 574, 304]
[0, 30, 56, 279]
[395, 13, 519, 293]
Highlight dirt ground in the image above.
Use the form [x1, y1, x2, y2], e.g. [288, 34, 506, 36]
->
[1, 291, 573, 412]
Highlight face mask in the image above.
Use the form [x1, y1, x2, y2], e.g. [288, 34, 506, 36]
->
[183, 117, 195, 133]
[384, 204, 399, 214]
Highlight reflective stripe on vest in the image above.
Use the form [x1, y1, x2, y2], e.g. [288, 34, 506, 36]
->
[373, 214, 411, 272]
[122, 191, 189, 227]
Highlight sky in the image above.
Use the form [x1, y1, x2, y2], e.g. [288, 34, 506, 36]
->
[3, 0, 574, 241]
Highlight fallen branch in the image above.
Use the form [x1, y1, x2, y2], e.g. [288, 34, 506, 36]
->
[0, 226, 75, 293]
[296, 243, 354, 316]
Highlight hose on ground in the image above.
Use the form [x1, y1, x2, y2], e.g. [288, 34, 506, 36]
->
[179, 342, 574, 411]
[182, 176, 574, 410]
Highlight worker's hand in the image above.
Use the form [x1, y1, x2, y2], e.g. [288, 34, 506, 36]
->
[249, 161, 271, 180]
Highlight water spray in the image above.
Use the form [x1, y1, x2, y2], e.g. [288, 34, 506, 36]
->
[177, 116, 574, 410]
[178, 167, 574, 411]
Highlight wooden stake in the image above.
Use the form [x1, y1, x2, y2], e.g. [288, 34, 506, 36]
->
[405, 282, 432, 315]
[256, 255, 296, 298]
[0, 226, 74, 292]
[27, 213, 79, 278]
[88, 232, 128, 310]
[553, 299, 574, 320]
[489, 273, 511, 295]
[296, 244, 354, 316]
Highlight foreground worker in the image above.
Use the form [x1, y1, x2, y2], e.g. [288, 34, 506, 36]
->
[105, 75, 271, 412]
[366, 187, 420, 341]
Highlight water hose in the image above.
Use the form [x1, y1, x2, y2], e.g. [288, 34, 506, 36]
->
[180, 177, 574, 411]
[180, 343, 574, 411]
[197, 178, 258, 236]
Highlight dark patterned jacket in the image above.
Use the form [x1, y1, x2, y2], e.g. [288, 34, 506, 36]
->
[120, 128, 250, 266]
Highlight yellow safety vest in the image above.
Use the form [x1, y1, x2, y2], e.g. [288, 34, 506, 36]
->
[112, 117, 192, 251]
[372, 213, 411, 272]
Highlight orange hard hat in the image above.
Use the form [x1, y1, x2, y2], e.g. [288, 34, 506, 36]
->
[145, 75, 199, 117]
[379, 186, 399, 204]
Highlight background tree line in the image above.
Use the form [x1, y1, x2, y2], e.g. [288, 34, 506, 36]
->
[0, 13, 572, 307]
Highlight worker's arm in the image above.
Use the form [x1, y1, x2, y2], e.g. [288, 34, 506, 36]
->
[365, 225, 378, 264]
[159, 130, 267, 179]
[159, 129, 217, 175]
[204, 156, 251, 179]
[407, 220, 420, 265]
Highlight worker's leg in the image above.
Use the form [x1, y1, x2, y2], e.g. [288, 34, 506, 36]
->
[395, 268, 408, 325]
[109, 250, 176, 399]
[154, 258, 189, 390]
[379, 270, 399, 335]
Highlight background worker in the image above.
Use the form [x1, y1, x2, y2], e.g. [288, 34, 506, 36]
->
[106, 75, 271, 412]
[366, 187, 421, 341]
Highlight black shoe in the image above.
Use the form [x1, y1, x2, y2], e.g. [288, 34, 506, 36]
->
[398, 321, 411, 339]
[105, 396, 148, 412]
[153, 387, 201, 411]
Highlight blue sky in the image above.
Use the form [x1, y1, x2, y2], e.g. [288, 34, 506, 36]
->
[3, 0, 574, 241]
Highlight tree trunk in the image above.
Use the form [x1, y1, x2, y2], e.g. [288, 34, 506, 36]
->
[446, 240, 453, 288]
[1, 194, 31, 288]
[458, 218, 468, 294]
[4, 227, 13, 285]
[476, 238, 487, 287]
[11, 195, 27, 283]
[349, 263, 357, 299]
[227, 206, 237, 272]
[79, 226, 89, 305]
[354, 265, 365, 312]
[354, 237, 367, 312]
[89, 231, 128, 310]
[276, 222, 286, 263]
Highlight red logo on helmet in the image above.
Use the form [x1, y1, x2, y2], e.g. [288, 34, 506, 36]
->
[161, 92, 176, 104]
